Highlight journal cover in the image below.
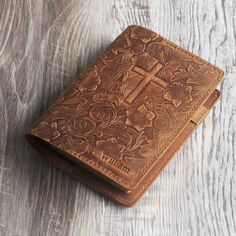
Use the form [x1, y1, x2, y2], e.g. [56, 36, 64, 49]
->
[26, 25, 224, 206]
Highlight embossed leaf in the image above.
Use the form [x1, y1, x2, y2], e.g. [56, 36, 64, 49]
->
[55, 87, 87, 110]
[119, 132, 133, 148]
[165, 94, 181, 107]
[147, 42, 173, 63]
[160, 48, 173, 64]
[153, 108, 172, 130]
[123, 151, 136, 163]
[170, 69, 189, 82]
[122, 52, 134, 61]
[162, 61, 182, 82]
[101, 53, 133, 80]
[167, 61, 182, 71]
[130, 26, 158, 43]
[96, 138, 125, 158]
[111, 34, 132, 54]
[139, 139, 157, 158]
[164, 82, 192, 107]
[125, 131, 148, 152]
[75, 69, 101, 92]
[92, 90, 121, 107]
[187, 64, 199, 78]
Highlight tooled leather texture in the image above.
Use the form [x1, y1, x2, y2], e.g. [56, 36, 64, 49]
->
[27, 89, 220, 207]
[30, 25, 224, 190]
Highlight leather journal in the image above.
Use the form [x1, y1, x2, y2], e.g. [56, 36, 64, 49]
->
[26, 25, 224, 207]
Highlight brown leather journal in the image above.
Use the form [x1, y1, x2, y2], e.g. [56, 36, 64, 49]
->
[26, 25, 224, 207]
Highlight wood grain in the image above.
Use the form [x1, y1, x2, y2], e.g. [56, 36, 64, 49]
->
[0, 0, 235, 235]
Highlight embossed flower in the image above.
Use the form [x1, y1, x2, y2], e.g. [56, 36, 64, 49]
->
[75, 68, 101, 92]
[89, 102, 117, 125]
[67, 136, 89, 155]
[32, 114, 95, 156]
[164, 82, 192, 107]
[67, 117, 96, 137]
[130, 26, 158, 43]
[111, 33, 132, 54]
[126, 105, 155, 131]
[52, 87, 87, 110]
[47, 117, 94, 155]
[147, 42, 173, 64]
[109, 28, 145, 54]
[101, 53, 134, 80]
[96, 137, 125, 158]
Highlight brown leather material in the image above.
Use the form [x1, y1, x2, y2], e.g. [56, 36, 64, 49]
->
[26, 25, 224, 207]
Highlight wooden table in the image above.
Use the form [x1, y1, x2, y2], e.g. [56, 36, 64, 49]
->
[0, 0, 235, 235]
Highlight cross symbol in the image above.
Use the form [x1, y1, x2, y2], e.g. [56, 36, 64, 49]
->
[124, 61, 168, 104]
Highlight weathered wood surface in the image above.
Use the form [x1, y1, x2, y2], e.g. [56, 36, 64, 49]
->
[0, 0, 235, 235]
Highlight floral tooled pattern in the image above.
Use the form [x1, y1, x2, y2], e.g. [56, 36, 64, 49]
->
[74, 66, 101, 92]
[89, 102, 118, 128]
[34, 116, 96, 155]
[126, 105, 155, 131]
[130, 25, 158, 43]
[100, 52, 134, 80]
[164, 82, 192, 107]
[96, 138, 125, 159]
[32, 25, 221, 184]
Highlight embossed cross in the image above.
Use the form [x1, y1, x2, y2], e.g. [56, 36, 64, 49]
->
[125, 62, 168, 104]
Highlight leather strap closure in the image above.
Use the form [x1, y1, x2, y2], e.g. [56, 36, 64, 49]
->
[190, 89, 220, 125]
[191, 105, 209, 125]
